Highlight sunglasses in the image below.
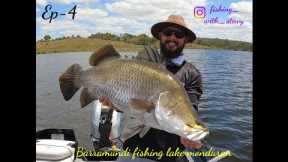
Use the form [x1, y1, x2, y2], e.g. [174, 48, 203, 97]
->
[161, 28, 186, 38]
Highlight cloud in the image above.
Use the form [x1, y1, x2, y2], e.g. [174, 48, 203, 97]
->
[228, 0, 252, 41]
[103, 0, 207, 37]
[230, 1, 252, 23]
[230, 1, 252, 14]
[37, 0, 96, 6]
[54, 0, 97, 4]
[54, 0, 71, 4]
[197, 24, 252, 42]
[36, 0, 47, 6]
[192, 17, 252, 42]
[187, 0, 252, 42]
[37, 16, 92, 39]
[75, 8, 139, 35]
[105, 0, 206, 23]
[93, 17, 146, 35]
[77, 8, 109, 22]
[36, 0, 252, 42]
[104, 0, 252, 42]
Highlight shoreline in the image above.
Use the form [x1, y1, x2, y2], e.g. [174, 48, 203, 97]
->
[36, 47, 252, 55]
[36, 38, 252, 54]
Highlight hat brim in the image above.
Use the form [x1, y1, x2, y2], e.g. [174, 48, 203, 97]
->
[151, 22, 196, 43]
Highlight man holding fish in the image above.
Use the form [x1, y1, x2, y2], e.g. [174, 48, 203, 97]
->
[98, 15, 206, 162]
[59, 15, 208, 162]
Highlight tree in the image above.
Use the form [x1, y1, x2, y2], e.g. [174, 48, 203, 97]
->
[120, 33, 133, 41]
[44, 35, 51, 41]
[128, 34, 153, 45]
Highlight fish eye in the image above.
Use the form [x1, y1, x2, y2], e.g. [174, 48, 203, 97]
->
[195, 121, 201, 125]
[196, 120, 206, 127]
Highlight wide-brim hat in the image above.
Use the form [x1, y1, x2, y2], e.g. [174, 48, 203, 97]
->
[151, 15, 196, 43]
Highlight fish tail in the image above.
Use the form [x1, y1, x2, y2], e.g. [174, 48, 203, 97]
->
[59, 63, 82, 100]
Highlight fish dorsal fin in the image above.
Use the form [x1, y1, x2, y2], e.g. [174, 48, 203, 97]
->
[129, 98, 155, 113]
[89, 44, 121, 66]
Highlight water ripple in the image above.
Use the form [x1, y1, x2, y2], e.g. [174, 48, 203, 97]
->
[36, 49, 252, 162]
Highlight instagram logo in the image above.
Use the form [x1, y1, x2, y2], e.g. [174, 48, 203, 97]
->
[194, 6, 206, 19]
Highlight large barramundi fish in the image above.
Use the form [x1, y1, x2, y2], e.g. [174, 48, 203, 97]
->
[59, 44, 209, 141]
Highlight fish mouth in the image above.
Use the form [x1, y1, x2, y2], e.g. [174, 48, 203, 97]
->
[184, 124, 209, 141]
[186, 129, 209, 141]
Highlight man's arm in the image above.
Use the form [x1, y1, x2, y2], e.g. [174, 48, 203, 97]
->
[184, 70, 203, 111]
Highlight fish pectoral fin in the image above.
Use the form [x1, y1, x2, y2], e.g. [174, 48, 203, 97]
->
[89, 44, 121, 66]
[80, 88, 95, 108]
[129, 98, 155, 113]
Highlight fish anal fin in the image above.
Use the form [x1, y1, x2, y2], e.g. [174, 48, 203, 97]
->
[129, 98, 155, 113]
[89, 44, 121, 66]
[80, 88, 95, 108]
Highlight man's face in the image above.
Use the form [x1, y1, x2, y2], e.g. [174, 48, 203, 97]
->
[159, 26, 187, 58]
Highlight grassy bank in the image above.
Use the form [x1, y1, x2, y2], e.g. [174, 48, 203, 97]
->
[36, 37, 252, 54]
[36, 38, 142, 54]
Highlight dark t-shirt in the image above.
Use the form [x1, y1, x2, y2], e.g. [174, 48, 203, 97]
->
[123, 128, 186, 162]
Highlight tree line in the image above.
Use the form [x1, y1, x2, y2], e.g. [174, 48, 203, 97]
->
[193, 38, 252, 51]
[39, 33, 157, 45]
[39, 33, 252, 51]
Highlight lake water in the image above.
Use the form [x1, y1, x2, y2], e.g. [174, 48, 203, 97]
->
[36, 49, 252, 162]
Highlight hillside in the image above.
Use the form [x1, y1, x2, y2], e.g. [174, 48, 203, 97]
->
[36, 34, 252, 54]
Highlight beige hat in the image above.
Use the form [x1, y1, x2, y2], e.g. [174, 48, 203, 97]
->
[151, 15, 196, 42]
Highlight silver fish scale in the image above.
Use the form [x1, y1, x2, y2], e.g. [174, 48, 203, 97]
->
[108, 61, 158, 109]
[81, 59, 177, 111]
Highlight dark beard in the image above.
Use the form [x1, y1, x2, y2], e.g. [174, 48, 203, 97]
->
[160, 40, 185, 59]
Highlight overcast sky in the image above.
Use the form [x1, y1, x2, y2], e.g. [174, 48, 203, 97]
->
[36, 0, 252, 42]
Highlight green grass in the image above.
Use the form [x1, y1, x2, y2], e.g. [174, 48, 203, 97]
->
[36, 37, 252, 54]
[36, 38, 142, 54]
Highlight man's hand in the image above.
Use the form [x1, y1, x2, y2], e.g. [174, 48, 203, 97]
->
[99, 96, 113, 108]
[180, 137, 203, 149]
[98, 96, 123, 112]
